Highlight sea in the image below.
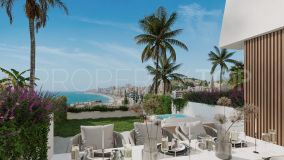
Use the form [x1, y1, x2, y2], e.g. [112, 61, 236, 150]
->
[56, 91, 110, 105]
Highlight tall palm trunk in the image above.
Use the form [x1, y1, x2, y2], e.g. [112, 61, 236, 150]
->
[163, 80, 166, 95]
[220, 67, 223, 91]
[155, 55, 159, 94]
[154, 45, 159, 94]
[29, 18, 36, 90]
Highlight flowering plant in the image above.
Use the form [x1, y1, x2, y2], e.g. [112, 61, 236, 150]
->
[217, 97, 232, 106]
[0, 86, 52, 125]
[0, 86, 53, 159]
[214, 112, 242, 144]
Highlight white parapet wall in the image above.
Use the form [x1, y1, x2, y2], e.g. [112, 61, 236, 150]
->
[179, 102, 244, 132]
[67, 111, 139, 119]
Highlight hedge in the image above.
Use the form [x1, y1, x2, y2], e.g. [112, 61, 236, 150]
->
[52, 96, 68, 124]
[0, 87, 52, 160]
[67, 105, 129, 113]
[173, 98, 187, 112]
[183, 87, 244, 107]
[143, 94, 172, 115]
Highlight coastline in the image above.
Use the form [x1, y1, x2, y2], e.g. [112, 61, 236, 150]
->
[84, 91, 123, 106]
[86, 92, 114, 104]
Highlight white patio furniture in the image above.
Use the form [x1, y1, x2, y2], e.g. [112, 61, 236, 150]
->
[175, 121, 218, 140]
[53, 136, 284, 160]
[70, 124, 124, 151]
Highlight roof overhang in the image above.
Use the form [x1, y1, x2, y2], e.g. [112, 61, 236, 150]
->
[219, 0, 284, 49]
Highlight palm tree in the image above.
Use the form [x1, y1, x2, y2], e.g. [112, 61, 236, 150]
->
[229, 62, 244, 88]
[0, 68, 32, 87]
[208, 46, 239, 91]
[135, 7, 188, 94]
[0, 0, 68, 89]
[210, 75, 215, 92]
[146, 57, 185, 94]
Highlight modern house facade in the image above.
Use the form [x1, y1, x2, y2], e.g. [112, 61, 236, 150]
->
[220, 0, 284, 146]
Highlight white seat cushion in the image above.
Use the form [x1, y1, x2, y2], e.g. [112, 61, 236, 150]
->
[270, 156, 284, 160]
[80, 124, 114, 149]
[134, 122, 162, 145]
[180, 121, 207, 139]
[120, 131, 135, 146]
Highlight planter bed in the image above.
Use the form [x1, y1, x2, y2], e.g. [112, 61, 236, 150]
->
[67, 110, 139, 119]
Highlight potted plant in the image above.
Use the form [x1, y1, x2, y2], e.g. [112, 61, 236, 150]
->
[215, 110, 243, 160]
[214, 104, 258, 160]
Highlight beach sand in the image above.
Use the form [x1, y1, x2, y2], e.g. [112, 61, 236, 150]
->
[85, 92, 124, 106]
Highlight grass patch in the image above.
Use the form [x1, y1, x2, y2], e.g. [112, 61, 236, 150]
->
[67, 105, 128, 113]
[54, 117, 142, 137]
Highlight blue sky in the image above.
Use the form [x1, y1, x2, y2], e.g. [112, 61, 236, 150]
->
[0, 0, 243, 91]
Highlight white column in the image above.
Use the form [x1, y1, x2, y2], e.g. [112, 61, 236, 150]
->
[48, 114, 54, 160]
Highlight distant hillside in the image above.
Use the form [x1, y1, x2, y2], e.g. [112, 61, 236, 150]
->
[171, 77, 209, 90]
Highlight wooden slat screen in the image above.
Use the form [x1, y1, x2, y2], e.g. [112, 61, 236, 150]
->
[244, 29, 284, 146]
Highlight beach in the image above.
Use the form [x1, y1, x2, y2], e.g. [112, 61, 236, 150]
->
[87, 92, 124, 106]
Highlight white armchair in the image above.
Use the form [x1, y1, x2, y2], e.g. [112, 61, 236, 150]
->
[70, 124, 124, 152]
[175, 122, 217, 141]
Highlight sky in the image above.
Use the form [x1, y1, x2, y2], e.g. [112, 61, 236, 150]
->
[0, 0, 243, 91]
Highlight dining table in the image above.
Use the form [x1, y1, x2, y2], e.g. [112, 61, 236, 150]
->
[52, 136, 284, 160]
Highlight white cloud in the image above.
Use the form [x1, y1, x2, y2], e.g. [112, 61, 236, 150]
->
[36, 45, 129, 69]
[0, 44, 131, 69]
[88, 41, 141, 61]
[71, 16, 141, 33]
[179, 3, 221, 19]
[178, 3, 222, 43]
[0, 45, 56, 66]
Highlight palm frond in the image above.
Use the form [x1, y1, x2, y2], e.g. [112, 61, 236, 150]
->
[165, 38, 188, 51]
[225, 59, 239, 64]
[221, 48, 228, 57]
[164, 12, 177, 30]
[11, 68, 20, 76]
[166, 62, 182, 73]
[214, 46, 221, 55]
[139, 15, 157, 34]
[164, 42, 176, 61]
[51, 0, 69, 14]
[20, 69, 30, 75]
[0, 67, 16, 79]
[163, 29, 183, 39]
[135, 34, 156, 44]
[210, 63, 218, 74]
[141, 45, 153, 62]
[145, 65, 157, 75]
[208, 51, 218, 59]
[0, 0, 14, 23]
[221, 64, 229, 74]
[224, 52, 235, 59]
[0, 78, 10, 84]
[155, 6, 167, 22]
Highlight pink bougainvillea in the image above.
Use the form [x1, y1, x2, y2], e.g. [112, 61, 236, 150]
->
[0, 86, 52, 124]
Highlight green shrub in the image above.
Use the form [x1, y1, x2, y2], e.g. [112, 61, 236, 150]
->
[122, 96, 129, 105]
[143, 94, 172, 115]
[118, 106, 129, 111]
[173, 98, 187, 113]
[20, 121, 50, 160]
[67, 105, 129, 113]
[159, 95, 172, 114]
[217, 97, 232, 106]
[0, 86, 51, 160]
[122, 90, 129, 105]
[52, 96, 68, 124]
[183, 87, 244, 107]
